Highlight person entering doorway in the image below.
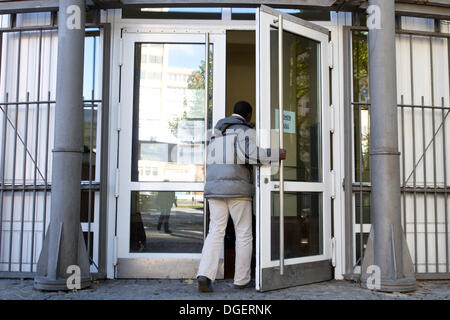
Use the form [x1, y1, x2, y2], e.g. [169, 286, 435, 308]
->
[197, 101, 286, 292]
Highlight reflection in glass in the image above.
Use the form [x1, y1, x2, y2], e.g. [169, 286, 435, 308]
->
[131, 43, 213, 182]
[356, 232, 369, 266]
[352, 31, 371, 182]
[355, 192, 371, 224]
[82, 104, 97, 181]
[352, 31, 369, 103]
[271, 192, 322, 260]
[270, 29, 322, 182]
[130, 191, 204, 253]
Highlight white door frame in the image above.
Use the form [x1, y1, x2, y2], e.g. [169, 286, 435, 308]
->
[115, 30, 225, 278]
[104, 9, 345, 282]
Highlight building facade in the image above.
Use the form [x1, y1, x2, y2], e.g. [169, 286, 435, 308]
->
[0, 0, 449, 291]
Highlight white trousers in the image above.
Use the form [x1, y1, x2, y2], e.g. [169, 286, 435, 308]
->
[197, 198, 253, 286]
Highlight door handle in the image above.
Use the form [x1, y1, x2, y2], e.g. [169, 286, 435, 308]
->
[278, 14, 285, 277]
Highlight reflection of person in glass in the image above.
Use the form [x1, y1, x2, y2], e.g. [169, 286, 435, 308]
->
[156, 191, 177, 234]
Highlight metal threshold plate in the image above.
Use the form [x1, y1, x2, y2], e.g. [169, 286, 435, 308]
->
[117, 258, 224, 279]
[260, 259, 333, 292]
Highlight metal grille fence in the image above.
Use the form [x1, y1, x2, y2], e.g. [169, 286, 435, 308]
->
[345, 21, 450, 279]
[0, 13, 109, 277]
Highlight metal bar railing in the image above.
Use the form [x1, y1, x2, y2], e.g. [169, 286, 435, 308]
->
[352, 101, 449, 110]
[0, 183, 100, 191]
[203, 32, 209, 242]
[42, 91, 51, 246]
[429, 37, 439, 271]
[30, 29, 43, 273]
[409, 34, 419, 273]
[18, 92, 30, 272]
[347, 26, 450, 276]
[0, 25, 105, 273]
[442, 97, 449, 273]
[0, 92, 8, 261]
[401, 95, 407, 236]
[353, 185, 450, 194]
[0, 99, 102, 105]
[402, 106, 450, 185]
[420, 96, 429, 272]
[8, 31, 21, 272]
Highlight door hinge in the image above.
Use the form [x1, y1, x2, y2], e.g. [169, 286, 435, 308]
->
[114, 168, 120, 198]
[331, 237, 336, 267]
[329, 104, 335, 133]
[331, 170, 336, 199]
[113, 235, 118, 266]
[256, 168, 260, 187]
[328, 41, 334, 69]
[117, 102, 121, 132]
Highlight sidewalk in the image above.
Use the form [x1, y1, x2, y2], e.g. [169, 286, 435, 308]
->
[0, 279, 449, 300]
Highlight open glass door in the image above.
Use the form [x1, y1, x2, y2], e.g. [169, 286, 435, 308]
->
[256, 5, 332, 291]
[116, 31, 225, 278]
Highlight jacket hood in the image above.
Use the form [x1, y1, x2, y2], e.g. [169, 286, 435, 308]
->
[214, 115, 254, 134]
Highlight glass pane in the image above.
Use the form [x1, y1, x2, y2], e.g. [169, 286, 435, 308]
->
[353, 104, 371, 182]
[352, 31, 369, 103]
[130, 191, 204, 253]
[270, 29, 322, 182]
[355, 192, 371, 224]
[271, 192, 323, 260]
[131, 43, 213, 182]
[81, 104, 97, 181]
[355, 232, 369, 266]
[352, 31, 371, 182]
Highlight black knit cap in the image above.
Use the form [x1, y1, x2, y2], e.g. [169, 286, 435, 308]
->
[233, 101, 252, 119]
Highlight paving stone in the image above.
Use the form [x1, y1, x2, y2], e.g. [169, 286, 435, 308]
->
[0, 279, 448, 300]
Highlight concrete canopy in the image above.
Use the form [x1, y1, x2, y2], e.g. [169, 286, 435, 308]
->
[1, 1, 449, 16]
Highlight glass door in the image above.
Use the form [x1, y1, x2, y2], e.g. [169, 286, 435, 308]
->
[256, 5, 333, 291]
[116, 31, 225, 278]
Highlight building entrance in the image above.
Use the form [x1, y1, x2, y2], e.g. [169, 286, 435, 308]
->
[114, 6, 334, 291]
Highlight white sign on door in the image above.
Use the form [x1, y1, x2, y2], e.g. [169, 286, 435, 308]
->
[274, 109, 296, 134]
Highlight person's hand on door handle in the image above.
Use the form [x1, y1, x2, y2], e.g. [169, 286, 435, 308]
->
[279, 149, 287, 161]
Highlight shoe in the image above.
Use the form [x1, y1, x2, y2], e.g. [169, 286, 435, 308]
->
[163, 223, 171, 233]
[234, 280, 255, 289]
[197, 276, 213, 292]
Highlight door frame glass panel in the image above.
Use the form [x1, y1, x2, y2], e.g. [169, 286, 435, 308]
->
[117, 32, 225, 262]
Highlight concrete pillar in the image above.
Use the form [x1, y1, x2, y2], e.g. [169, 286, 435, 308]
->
[360, 0, 416, 292]
[34, 0, 90, 291]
